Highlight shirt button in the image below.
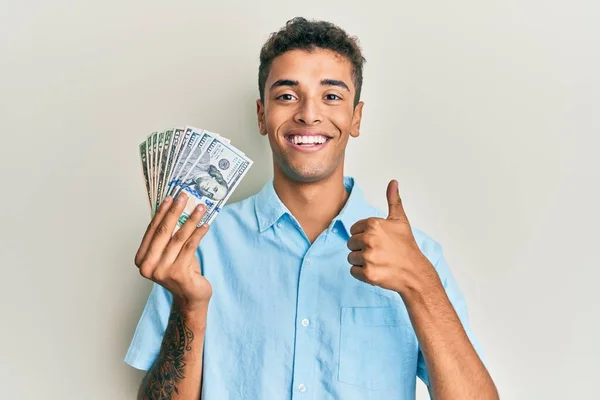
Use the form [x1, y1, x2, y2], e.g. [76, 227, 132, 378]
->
[332, 227, 338, 233]
[301, 318, 310, 327]
[298, 383, 307, 392]
[305, 258, 312, 265]
[277, 222, 282, 228]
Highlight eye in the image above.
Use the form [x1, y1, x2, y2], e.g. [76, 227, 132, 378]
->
[325, 94, 341, 101]
[276, 94, 296, 101]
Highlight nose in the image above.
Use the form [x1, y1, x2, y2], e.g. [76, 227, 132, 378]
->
[294, 98, 323, 125]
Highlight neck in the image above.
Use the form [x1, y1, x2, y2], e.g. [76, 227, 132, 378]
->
[273, 166, 349, 243]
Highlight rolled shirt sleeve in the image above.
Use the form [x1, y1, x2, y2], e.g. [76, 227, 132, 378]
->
[124, 282, 173, 371]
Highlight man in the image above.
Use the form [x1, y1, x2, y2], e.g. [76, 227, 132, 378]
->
[125, 17, 499, 400]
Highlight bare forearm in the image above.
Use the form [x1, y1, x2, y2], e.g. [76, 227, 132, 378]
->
[402, 278, 498, 400]
[138, 303, 208, 400]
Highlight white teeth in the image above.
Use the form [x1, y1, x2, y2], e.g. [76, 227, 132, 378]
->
[290, 135, 328, 145]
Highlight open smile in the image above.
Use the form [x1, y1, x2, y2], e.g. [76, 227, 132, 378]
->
[284, 132, 332, 153]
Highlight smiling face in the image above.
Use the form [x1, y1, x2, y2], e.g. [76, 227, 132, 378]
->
[257, 48, 364, 184]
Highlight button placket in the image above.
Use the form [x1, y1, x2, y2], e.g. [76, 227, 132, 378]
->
[292, 248, 319, 399]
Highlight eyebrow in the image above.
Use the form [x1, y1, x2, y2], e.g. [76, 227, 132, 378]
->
[269, 78, 350, 92]
[321, 79, 350, 91]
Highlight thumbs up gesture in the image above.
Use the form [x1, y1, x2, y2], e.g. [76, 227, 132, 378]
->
[347, 180, 436, 295]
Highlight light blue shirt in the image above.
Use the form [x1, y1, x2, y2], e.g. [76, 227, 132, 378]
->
[125, 177, 484, 399]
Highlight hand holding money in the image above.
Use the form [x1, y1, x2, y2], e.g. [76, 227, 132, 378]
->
[134, 193, 213, 311]
[136, 125, 253, 307]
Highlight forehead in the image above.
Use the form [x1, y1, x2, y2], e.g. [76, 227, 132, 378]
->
[267, 48, 355, 90]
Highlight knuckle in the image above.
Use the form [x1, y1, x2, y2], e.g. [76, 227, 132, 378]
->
[171, 266, 187, 282]
[167, 268, 181, 283]
[152, 269, 167, 282]
[182, 240, 198, 253]
[171, 230, 186, 243]
[139, 264, 152, 279]
[139, 259, 152, 270]
[366, 218, 379, 230]
[370, 240, 380, 252]
[363, 267, 378, 284]
[364, 249, 379, 264]
[362, 234, 375, 249]
[155, 222, 168, 236]
[168, 204, 180, 215]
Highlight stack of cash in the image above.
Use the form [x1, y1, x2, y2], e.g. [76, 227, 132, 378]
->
[139, 126, 253, 227]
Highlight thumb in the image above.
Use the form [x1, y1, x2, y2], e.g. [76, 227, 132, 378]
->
[386, 179, 406, 221]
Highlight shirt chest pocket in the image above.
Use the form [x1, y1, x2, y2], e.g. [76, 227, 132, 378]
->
[338, 306, 418, 392]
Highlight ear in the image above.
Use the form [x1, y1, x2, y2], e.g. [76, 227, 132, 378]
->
[350, 101, 364, 138]
[256, 99, 267, 136]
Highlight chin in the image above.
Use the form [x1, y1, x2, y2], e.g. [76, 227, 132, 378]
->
[280, 161, 338, 184]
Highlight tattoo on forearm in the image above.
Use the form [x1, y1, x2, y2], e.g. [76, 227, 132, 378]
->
[143, 308, 195, 399]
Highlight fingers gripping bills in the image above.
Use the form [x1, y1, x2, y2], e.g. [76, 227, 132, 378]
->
[138, 126, 253, 227]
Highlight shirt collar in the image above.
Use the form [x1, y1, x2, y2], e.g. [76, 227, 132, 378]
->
[335, 176, 374, 237]
[255, 179, 290, 232]
[254, 176, 374, 236]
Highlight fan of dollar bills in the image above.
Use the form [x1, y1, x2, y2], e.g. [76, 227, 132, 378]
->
[139, 126, 253, 227]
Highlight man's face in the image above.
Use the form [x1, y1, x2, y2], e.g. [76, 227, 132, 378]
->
[257, 48, 363, 183]
[195, 176, 228, 201]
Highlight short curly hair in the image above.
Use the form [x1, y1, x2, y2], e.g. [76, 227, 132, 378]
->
[258, 17, 366, 107]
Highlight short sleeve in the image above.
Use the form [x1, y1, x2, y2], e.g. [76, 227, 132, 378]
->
[416, 243, 486, 388]
[124, 282, 173, 371]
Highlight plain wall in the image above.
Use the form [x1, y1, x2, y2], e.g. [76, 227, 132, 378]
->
[1, 0, 598, 399]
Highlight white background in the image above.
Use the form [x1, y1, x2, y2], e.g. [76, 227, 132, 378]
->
[1, 1, 598, 399]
